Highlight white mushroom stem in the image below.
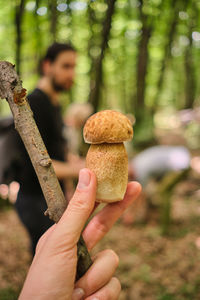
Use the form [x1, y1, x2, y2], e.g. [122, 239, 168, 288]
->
[86, 143, 128, 203]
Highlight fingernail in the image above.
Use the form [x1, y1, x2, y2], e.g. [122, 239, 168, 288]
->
[77, 169, 91, 190]
[72, 288, 85, 300]
[91, 297, 99, 300]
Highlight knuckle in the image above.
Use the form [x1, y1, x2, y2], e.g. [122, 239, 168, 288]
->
[94, 218, 109, 235]
[69, 192, 91, 214]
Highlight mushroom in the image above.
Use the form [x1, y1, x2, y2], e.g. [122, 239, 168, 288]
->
[83, 110, 133, 203]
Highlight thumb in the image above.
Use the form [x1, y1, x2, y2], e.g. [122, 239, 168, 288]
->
[54, 168, 97, 246]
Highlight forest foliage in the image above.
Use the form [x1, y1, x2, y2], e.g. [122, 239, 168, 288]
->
[0, 0, 200, 144]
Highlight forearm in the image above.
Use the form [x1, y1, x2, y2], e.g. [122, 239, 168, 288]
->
[52, 160, 77, 180]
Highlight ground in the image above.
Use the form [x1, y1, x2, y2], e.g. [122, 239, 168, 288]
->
[0, 170, 200, 300]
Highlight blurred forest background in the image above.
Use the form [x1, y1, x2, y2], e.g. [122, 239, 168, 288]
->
[0, 0, 200, 146]
[0, 0, 200, 299]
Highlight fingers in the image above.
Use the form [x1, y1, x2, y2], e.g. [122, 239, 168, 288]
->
[72, 288, 85, 300]
[83, 181, 141, 250]
[85, 277, 121, 300]
[75, 249, 119, 297]
[50, 168, 97, 247]
[72, 278, 121, 300]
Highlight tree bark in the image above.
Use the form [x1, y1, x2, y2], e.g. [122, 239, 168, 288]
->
[15, 0, 26, 75]
[34, 0, 43, 73]
[136, 24, 151, 109]
[88, 0, 117, 112]
[87, 2, 97, 83]
[184, 32, 196, 109]
[0, 61, 92, 280]
[49, 0, 58, 42]
[135, 2, 152, 110]
[66, 0, 73, 38]
[153, 0, 179, 110]
[184, 0, 197, 109]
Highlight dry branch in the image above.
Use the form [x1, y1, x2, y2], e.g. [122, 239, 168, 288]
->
[0, 61, 92, 280]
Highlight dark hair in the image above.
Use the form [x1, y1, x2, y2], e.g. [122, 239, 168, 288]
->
[39, 42, 76, 75]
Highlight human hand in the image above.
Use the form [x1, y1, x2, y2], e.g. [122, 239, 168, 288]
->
[68, 157, 86, 178]
[19, 169, 141, 300]
[67, 153, 83, 163]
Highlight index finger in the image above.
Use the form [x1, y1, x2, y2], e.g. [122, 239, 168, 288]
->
[82, 181, 141, 251]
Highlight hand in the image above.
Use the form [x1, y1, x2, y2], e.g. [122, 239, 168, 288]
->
[68, 157, 86, 178]
[67, 153, 83, 163]
[52, 158, 85, 180]
[19, 169, 141, 300]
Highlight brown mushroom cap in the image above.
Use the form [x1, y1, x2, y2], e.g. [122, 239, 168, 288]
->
[83, 110, 133, 144]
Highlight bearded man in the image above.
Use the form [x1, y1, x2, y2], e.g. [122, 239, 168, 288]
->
[14, 43, 84, 255]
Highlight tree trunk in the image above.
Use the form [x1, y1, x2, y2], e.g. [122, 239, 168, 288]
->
[34, 0, 43, 72]
[184, 1, 197, 109]
[134, 0, 152, 112]
[66, 0, 73, 38]
[184, 35, 196, 109]
[136, 22, 151, 109]
[15, 0, 26, 76]
[87, 2, 97, 80]
[49, 0, 58, 42]
[88, 0, 117, 112]
[153, 0, 179, 110]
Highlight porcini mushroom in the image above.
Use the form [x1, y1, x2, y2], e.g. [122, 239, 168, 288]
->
[83, 110, 133, 203]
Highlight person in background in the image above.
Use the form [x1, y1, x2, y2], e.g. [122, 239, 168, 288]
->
[14, 42, 84, 255]
[122, 145, 191, 225]
[19, 168, 142, 300]
[129, 145, 191, 187]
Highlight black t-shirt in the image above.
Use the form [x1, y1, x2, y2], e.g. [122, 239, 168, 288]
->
[16, 88, 67, 194]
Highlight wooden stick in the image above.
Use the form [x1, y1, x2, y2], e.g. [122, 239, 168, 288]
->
[0, 61, 92, 280]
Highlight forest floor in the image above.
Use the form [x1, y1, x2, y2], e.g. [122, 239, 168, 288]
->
[0, 168, 200, 300]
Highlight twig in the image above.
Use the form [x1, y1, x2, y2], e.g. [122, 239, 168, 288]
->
[0, 61, 92, 280]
